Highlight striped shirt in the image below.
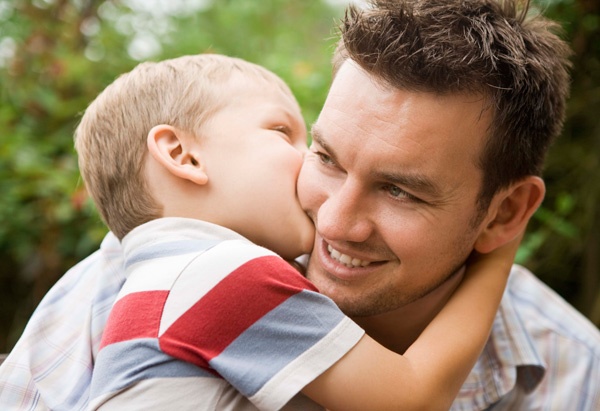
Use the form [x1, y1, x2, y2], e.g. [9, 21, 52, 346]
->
[88, 218, 364, 410]
[1, 230, 599, 409]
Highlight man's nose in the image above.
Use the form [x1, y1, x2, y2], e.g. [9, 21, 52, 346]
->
[317, 179, 372, 243]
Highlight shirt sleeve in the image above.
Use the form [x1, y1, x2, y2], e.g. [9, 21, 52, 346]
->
[89, 240, 364, 411]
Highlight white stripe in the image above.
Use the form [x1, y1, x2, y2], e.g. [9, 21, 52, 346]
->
[158, 240, 276, 335]
[90, 376, 260, 410]
[116, 254, 196, 301]
[249, 317, 364, 411]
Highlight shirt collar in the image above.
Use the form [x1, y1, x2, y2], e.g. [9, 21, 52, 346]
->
[120, 217, 249, 273]
[452, 267, 546, 410]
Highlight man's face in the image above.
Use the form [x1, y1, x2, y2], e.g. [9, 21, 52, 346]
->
[298, 61, 493, 317]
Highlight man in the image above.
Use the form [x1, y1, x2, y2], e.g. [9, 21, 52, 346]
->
[298, 0, 600, 409]
[1, 0, 598, 410]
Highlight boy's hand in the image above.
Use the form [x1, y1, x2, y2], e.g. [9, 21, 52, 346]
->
[467, 231, 524, 277]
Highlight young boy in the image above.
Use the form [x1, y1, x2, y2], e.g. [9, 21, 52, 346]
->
[79, 54, 518, 410]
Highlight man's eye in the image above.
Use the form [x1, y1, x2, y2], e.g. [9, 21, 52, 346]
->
[383, 184, 418, 201]
[387, 185, 405, 197]
[317, 152, 335, 165]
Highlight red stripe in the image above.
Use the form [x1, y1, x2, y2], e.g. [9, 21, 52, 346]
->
[100, 290, 169, 349]
[159, 255, 316, 369]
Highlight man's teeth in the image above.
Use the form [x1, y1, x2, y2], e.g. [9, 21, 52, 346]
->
[328, 245, 371, 268]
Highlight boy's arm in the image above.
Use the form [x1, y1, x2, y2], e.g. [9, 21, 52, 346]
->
[302, 235, 520, 411]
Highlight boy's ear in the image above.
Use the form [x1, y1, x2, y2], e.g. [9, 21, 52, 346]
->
[147, 124, 208, 185]
[474, 176, 545, 254]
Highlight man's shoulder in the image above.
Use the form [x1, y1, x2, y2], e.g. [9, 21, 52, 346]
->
[506, 264, 600, 351]
[484, 265, 600, 410]
[0, 231, 125, 411]
[452, 265, 600, 411]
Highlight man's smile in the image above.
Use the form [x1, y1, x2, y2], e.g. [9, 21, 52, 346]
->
[327, 244, 372, 268]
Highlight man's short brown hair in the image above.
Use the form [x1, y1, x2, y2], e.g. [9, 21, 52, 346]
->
[333, 0, 572, 211]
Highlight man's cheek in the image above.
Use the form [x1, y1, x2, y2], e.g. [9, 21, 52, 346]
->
[296, 165, 316, 213]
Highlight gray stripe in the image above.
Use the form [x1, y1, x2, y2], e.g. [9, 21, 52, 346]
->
[124, 240, 219, 269]
[210, 290, 346, 397]
[90, 338, 216, 400]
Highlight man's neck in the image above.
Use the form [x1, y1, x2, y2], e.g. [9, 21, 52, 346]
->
[351, 268, 465, 354]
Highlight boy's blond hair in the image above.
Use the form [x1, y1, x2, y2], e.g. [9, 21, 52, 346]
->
[75, 54, 294, 240]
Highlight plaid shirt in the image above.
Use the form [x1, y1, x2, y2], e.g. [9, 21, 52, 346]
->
[1, 233, 599, 410]
[451, 265, 600, 410]
[0, 233, 125, 410]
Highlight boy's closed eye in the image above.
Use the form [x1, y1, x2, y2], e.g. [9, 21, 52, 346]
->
[271, 125, 293, 143]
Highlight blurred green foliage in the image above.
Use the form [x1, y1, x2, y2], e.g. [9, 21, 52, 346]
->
[519, 0, 600, 325]
[0, 0, 598, 352]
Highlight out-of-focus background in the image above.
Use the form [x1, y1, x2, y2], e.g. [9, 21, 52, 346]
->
[0, 0, 598, 353]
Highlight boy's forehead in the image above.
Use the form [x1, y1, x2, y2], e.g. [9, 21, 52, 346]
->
[214, 76, 301, 119]
[228, 70, 294, 98]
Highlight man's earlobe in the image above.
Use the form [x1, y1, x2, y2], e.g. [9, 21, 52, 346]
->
[474, 176, 545, 254]
[147, 125, 208, 185]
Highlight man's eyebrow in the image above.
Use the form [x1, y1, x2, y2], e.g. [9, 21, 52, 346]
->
[311, 124, 443, 199]
[373, 171, 444, 199]
[310, 124, 325, 147]
[310, 125, 339, 162]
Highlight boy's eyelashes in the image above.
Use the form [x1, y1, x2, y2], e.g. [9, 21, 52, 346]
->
[271, 125, 291, 135]
[271, 125, 294, 143]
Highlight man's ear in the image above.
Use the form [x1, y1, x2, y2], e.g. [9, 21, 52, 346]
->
[474, 176, 545, 254]
[147, 125, 208, 185]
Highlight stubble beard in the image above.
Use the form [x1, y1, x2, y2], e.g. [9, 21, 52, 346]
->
[307, 249, 470, 318]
